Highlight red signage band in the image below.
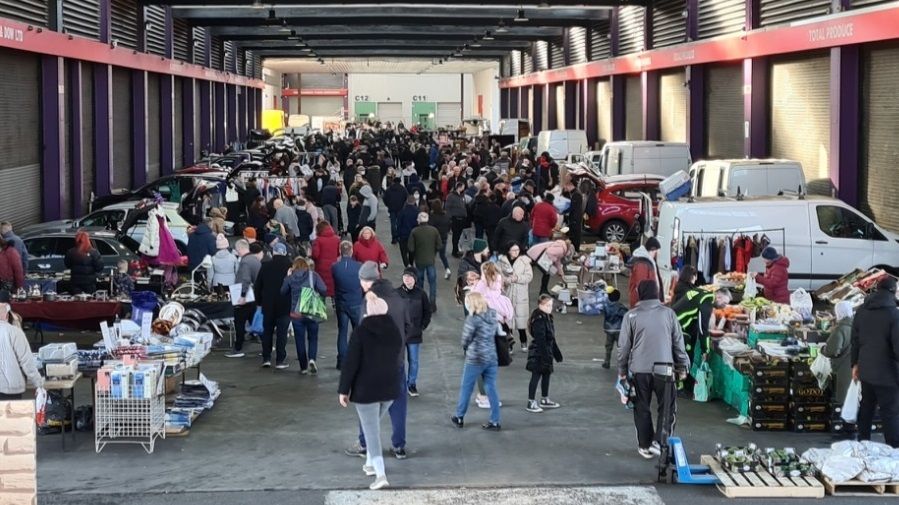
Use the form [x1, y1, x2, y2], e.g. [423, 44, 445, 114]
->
[0, 17, 264, 88]
[500, 4, 899, 88]
[282, 88, 349, 97]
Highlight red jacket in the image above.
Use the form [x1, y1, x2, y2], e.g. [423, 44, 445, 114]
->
[531, 202, 558, 239]
[353, 236, 389, 265]
[311, 225, 340, 297]
[0, 247, 23, 291]
[756, 256, 790, 304]
[628, 257, 664, 308]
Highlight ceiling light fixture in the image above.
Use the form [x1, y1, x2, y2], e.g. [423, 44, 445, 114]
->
[496, 20, 508, 33]
[514, 8, 528, 22]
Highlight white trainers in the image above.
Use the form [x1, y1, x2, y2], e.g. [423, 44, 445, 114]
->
[362, 465, 376, 476]
[309, 360, 318, 375]
[638, 448, 654, 459]
[520, 344, 527, 353]
[649, 441, 662, 456]
[224, 352, 245, 358]
[369, 476, 389, 490]
[526, 400, 544, 413]
[444, 268, 452, 280]
[475, 396, 502, 409]
[261, 361, 271, 368]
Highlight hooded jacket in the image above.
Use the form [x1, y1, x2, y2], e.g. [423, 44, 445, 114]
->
[0, 247, 24, 291]
[445, 191, 468, 220]
[823, 316, 853, 403]
[338, 314, 404, 404]
[383, 181, 409, 214]
[397, 204, 420, 241]
[408, 223, 442, 267]
[531, 201, 558, 239]
[627, 246, 664, 308]
[311, 225, 340, 297]
[618, 299, 689, 376]
[253, 255, 292, 317]
[851, 289, 899, 387]
[461, 309, 498, 366]
[358, 185, 379, 226]
[397, 282, 431, 344]
[187, 223, 217, 270]
[367, 279, 411, 352]
[755, 256, 790, 304]
[0, 322, 43, 394]
[353, 235, 388, 265]
[527, 309, 562, 374]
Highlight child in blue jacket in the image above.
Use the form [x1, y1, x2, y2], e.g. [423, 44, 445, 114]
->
[601, 289, 628, 369]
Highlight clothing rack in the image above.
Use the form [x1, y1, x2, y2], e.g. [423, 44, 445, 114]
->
[680, 228, 786, 254]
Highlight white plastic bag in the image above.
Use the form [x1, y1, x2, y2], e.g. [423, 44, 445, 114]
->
[790, 288, 814, 319]
[810, 353, 832, 390]
[841, 380, 862, 424]
[744, 275, 759, 300]
[820, 455, 865, 483]
[34, 388, 48, 426]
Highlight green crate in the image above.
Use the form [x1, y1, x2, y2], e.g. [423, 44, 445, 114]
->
[748, 329, 787, 347]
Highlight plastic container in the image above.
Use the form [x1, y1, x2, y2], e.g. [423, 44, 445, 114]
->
[130, 291, 159, 325]
[660, 170, 690, 194]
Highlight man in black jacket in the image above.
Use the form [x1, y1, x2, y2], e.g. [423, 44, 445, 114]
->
[563, 179, 585, 252]
[852, 277, 899, 447]
[346, 262, 412, 459]
[493, 206, 530, 253]
[253, 243, 293, 368]
[382, 177, 408, 245]
[397, 267, 431, 397]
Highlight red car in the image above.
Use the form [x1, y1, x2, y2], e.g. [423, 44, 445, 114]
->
[584, 174, 664, 243]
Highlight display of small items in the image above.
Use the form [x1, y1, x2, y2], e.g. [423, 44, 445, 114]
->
[715, 443, 761, 473]
[762, 448, 816, 478]
[714, 444, 815, 478]
[748, 357, 830, 432]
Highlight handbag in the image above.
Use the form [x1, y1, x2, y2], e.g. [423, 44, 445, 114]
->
[248, 306, 264, 334]
[692, 361, 712, 402]
[495, 334, 513, 367]
[291, 273, 328, 322]
[535, 251, 554, 274]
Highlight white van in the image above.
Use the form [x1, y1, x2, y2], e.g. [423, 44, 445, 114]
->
[599, 141, 692, 178]
[536, 130, 588, 161]
[656, 196, 899, 291]
[689, 159, 806, 198]
[497, 118, 531, 141]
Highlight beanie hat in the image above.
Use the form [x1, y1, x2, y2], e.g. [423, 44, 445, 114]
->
[403, 267, 418, 279]
[761, 246, 780, 261]
[243, 227, 257, 240]
[608, 289, 621, 302]
[215, 233, 228, 250]
[637, 280, 659, 302]
[472, 238, 488, 254]
[644, 237, 661, 251]
[878, 277, 898, 293]
[358, 261, 381, 282]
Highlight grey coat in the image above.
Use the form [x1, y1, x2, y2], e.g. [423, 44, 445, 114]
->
[498, 254, 533, 331]
[822, 317, 853, 404]
[618, 300, 689, 376]
[209, 249, 238, 288]
[236, 254, 262, 298]
[461, 309, 498, 366]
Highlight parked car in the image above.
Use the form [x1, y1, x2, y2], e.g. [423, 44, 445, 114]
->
[689, 158, 806, 198]
[585, 174, 665, 243]
[21, 202, 190, 251]
[90, 173, 227, 211]
[596, 141, 692, 178]
[22, 231, 137, 276]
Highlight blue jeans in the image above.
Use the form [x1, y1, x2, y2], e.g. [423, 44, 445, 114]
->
[455, 362, 500, 424]
[389, 212, 399, 242]
[360, 365, 407, 449]
[291, 318, 319, 370]
[406, 343, 420, 387]
[336, 304, 362, 367]
[416, 265, 437, 306]
[437, 239, 450, 269]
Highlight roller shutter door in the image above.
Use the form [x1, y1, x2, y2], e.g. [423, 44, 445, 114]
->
[860, 43, 899, 232]
[590, 21, 611, 60]
[652, 0, 686, 48]
[555, 85, 565, 130]
[224, 41, 236, 73]
[110, 0, 139, 50]
[535, 41, 549, 71]
[597, 79, 612, 147]
[760, 0, 830, 27]
[145, 5, 166, 56]
[523, 50, 534, 74]
[853, 0, 895, 6]
[173, 18, 190, 61]
[550, 41, 565, 69]
[660, 70, 687, 142]
[619, 6, 645, 55]
[112, 68, 132, 190]
[625, 75, 643, 140]
[147, 73, 161, 182]
[82, 63, 94, 214]
[193, 80, 201, 160]
[192, 28, 207, 65]
[63, 0, 100, 40]
[705, 64, 744, 158]
[0, 49, 41, 226]
[698, 0, 744, 40]
[211, 37, 224, 70]
[568, 27, 587, 65]
[0, 0, 48, 27]
[770, 53, 830, 194]
[436, 102, 461, 129]
[301, 74, 343, 88]
[301, 97, 343, 117]
[173, 77, 183, 170]
[378, 102, 404, 125]
[510, 51, 522, 76]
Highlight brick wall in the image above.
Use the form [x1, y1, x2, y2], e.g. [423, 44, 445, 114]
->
[0, 401, 37, 505]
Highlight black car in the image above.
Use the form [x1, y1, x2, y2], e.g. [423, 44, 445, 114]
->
[22, 231, 137, 276]
[89, 173, 227, 212]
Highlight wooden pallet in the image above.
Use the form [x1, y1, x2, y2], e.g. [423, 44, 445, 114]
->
[822, 476, 899, 496]
[700, 455, 825, 498]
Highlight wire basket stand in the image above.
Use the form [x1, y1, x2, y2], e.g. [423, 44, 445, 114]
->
[95, 362, 166, 454]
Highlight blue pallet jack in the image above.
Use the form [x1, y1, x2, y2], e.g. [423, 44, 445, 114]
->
[652, 362, 719, 485]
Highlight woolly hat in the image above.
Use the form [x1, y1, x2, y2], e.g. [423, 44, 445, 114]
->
[358, 261, 381, 282]
[472, 238, 488, 254]
[243, 227, 257, 240]
[402, 267, 418, 280]
[761, 246, 780, 261]
[215, 233, 229, 250]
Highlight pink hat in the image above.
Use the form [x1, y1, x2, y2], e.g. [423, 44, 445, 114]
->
[216, 233, 229, 250]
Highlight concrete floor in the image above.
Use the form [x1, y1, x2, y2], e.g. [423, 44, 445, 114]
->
[33, 211, 890, 504]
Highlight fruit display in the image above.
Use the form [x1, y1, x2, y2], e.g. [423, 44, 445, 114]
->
[714, 305, 747, 321]
[740, 296, 771, 311]
[714, 272, 747, 288]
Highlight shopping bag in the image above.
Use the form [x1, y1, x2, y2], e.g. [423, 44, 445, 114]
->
[294, 274, 328, 322]
[790, 288, 814, 320]
[458, 227, 475, 252]
[841, 380, 862, 423]
[248, 307, 264, 335]
[535, 251, 554, 275]
[35, 388, 48, 426]
[810, 353, 833, 390]
[692, 361, 712, 402]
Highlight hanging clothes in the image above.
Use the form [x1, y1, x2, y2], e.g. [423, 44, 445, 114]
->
[723, 237, 733, 272]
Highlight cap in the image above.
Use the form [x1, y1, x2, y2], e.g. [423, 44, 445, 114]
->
[358, 261, 380, 282]
[272, 243, 288, 256]
[215, 234, 229, 250]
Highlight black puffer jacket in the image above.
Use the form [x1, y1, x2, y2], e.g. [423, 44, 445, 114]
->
[397, 283, 431, 344]
[527, 309, 563, 374]
[64, 248, 103, 294]
[338, 314, 404, 404]
[851, 288, 899, 387]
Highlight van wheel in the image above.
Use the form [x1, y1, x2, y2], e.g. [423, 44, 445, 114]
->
[601, 220, 629, 243]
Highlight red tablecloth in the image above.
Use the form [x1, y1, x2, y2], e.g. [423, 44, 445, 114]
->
[11, 301, 122, 330]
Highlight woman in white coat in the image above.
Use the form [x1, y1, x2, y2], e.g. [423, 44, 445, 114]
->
[498, 241, 533, 353]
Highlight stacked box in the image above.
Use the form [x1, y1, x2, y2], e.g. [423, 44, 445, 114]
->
[749, 359, 790, 431]
[789, 361, 831, 432]
[831, 403, 882, 434]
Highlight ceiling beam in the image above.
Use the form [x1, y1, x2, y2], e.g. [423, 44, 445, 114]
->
[210, 25, 564, 37]
[251, 49, 505, 57]
[173, 6, 609, 22]
[148, 1, 638, 6]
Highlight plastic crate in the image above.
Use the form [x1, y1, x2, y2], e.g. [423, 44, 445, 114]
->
[577, 289, 606, 316]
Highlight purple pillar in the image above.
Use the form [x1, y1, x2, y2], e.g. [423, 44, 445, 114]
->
[199, 81, 211, 154]
[163, 6, 173, 59]
[99, 0, 110, 43]
[500, 88, 510, 118]
[247, 87, 257, 132]
[182, 79, 195, 167]
[610, 7, 620, 57]
[160, 75, 174, 175]
[256, 88, 263, 129]
[238, 86, 248, 142]
[227, 84, 237, 147]
[510, 88, 519, 118]
[93, 65, 112, 198]
[69, 61, 84, 215]
[611, 76, 626, 141]
[547, 84, 558, 130]
[746, 0, 761, 31]
[214, 82, 226, 152]
[642, 71, 660, 140]
[743, 58, 769, 158]
[131, 70, 148, 187]
[532, 84, 544, 135]
[564, 81, 577, 129]
[585, 79, 598, 148]
[830, 45, 860, 205]
[520, 87, 529, 120]
[41, 56, 64, 220]
[687, 65, 706, 159]
[686, 0, 699, 41]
